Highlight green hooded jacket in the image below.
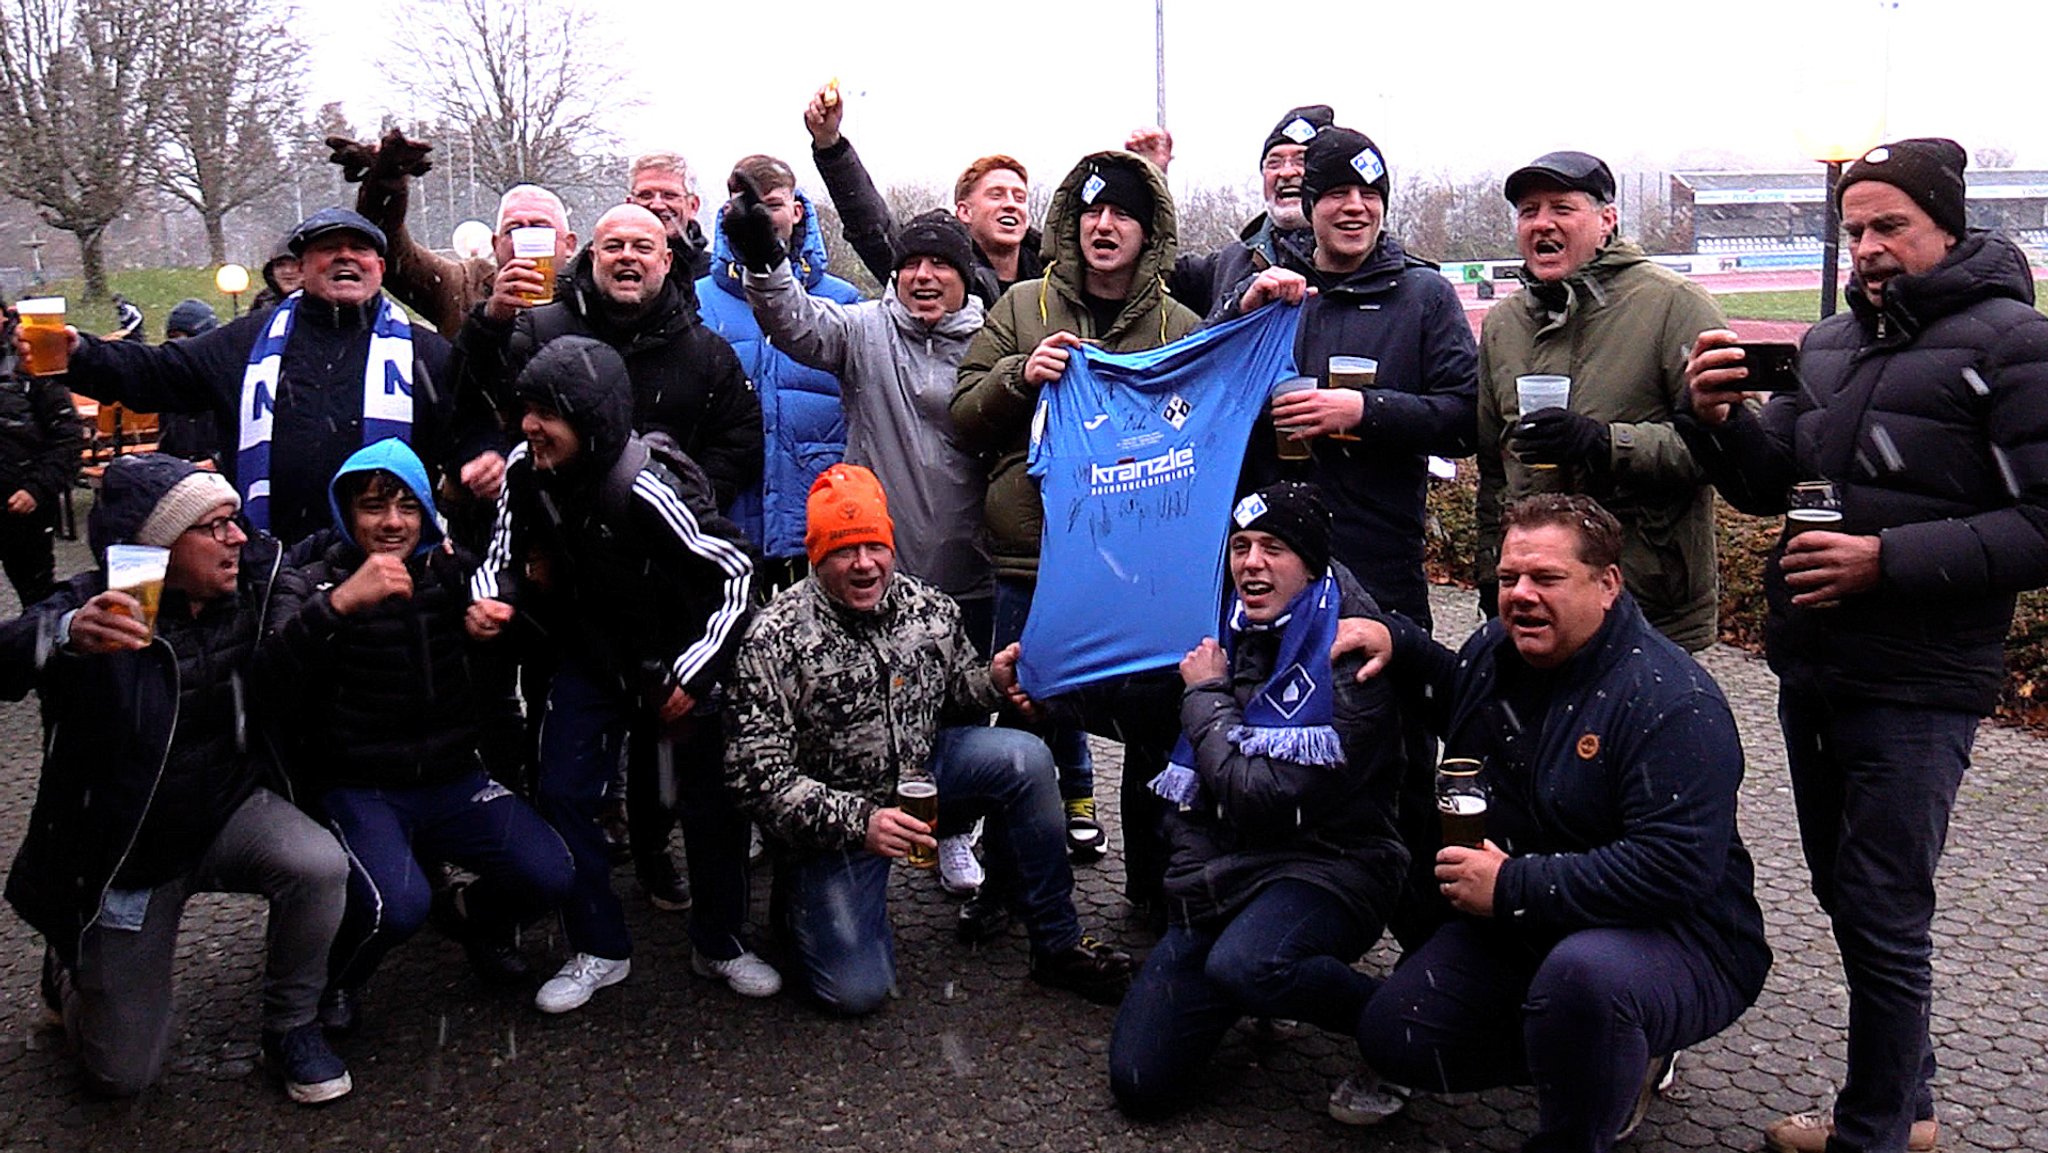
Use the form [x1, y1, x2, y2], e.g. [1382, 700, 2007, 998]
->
[951, 151, 1200, 582]
[1475, 239, 1727, 651]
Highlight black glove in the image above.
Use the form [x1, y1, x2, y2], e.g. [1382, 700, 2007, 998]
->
[720, 198, 786, 272]
[1513, 408, 1609, 467]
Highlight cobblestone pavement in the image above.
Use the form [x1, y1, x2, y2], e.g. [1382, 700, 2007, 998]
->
[0, 520, 2043, 1152]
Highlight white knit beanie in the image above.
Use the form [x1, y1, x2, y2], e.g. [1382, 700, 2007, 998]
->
[134, 472, 240, 548]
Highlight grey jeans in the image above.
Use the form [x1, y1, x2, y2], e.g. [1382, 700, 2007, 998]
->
[64, 787, 348, 1097]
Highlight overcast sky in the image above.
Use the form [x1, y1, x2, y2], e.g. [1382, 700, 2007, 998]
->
[300, 0, 2041, 199]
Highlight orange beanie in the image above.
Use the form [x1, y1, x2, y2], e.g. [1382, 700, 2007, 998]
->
[805, 464, 895, 566]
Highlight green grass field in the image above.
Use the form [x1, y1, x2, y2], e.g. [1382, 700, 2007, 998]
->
[20, 268, 245, 341]
[1714, 282, 2048, 323]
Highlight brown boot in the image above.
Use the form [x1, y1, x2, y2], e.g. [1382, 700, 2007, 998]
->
[1763, 1111, 1939, 1153]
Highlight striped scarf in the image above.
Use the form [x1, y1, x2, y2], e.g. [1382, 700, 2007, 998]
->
[236, 292, 414, 532]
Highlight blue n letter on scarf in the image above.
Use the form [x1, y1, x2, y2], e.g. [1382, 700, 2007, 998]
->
[383, 362, 411, 397]
[250, 379, 274, 422]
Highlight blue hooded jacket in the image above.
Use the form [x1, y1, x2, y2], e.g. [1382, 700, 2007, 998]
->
[325, 437, 444, 557]
[698, 189, 862, 559]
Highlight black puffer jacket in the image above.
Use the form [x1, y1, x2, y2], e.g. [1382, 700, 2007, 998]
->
[1162, 569, 1408, 930]
[2, 457, 288, 963]
[1222, 234, 1479, 628]
[1680, 232, 2048, 714]
[268, 539, 484, 792]
[459, 248, 763, 510]
[473, 337, 755, 702]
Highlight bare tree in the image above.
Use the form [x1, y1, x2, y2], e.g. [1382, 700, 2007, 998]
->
[0, 0, 183, 298]
[385, 0, 635, 194]
[147, 0, 304, 265]
[1975, 145, 2017, 170]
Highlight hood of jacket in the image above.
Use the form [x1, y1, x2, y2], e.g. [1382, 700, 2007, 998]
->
[559, 245, 701, 347]
[1038, 150, 1180, 336]
[708, 188, 836, 301]
[1513, 236, 1650, 318]
[1845, 230, 2038, 341]
[325, 437, 445, 557]
[512, 334, 635, 477]
[880, 288, 987, 343]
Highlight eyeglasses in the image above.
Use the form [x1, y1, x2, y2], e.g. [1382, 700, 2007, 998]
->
[184, 511, 251, 545]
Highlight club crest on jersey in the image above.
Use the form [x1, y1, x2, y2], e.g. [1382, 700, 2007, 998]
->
[1160, 394, 1191, 430]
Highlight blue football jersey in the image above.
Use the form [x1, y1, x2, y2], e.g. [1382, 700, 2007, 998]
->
[1018, 303, 1303, 696]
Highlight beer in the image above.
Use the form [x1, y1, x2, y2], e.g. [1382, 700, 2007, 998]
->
[16, 297, 69, 377]
[510, 228, 556, 305]
[1270, 376, 1316, 461]
[1436, 757, 1488, 850]
[1786, 508, 1844, 535]
[1439, 794, 1488, 850]
[1326, 356, 1374, 442]
[105, 544, 169, 641]
[1514, 374, 1572, 470]
[893, 780, 938, 869]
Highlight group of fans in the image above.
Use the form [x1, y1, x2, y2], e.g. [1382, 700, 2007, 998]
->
[1, 84, 2043, 1153]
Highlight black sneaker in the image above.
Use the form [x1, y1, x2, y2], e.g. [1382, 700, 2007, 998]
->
[262, 1022, 353, 1104]
[1030, 936, 1133, 1005]
[636, 853, 693, 913]
[317, 986, 359, 1036]
[432, 882, 531, 983]
[956, 888, 1012, 944]
[1065, 797, 1107, 863]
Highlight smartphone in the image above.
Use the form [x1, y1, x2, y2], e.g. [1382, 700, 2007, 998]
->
[1735, 341, 1801, 393]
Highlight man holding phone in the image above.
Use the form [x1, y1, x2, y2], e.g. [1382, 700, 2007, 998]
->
[1474, 150, 1728, 654]
[1683, 137, 2048, 1153]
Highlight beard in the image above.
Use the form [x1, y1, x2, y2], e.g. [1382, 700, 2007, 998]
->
[1266, 196, 1308, 231]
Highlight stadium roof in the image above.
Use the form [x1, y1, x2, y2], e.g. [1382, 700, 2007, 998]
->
[1673, 169, 2048, 205]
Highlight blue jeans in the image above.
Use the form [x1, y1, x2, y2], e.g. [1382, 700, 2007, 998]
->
[537, 664, 754, 961]
[778, 726, 1080, 1016]
[992, 576, 1093, 799]
[323, 768, 575, 990]
[1779, 689, 1974, 1153]
[1356, 919, 1751, 1153]
[1109, 880, 1381, 1115]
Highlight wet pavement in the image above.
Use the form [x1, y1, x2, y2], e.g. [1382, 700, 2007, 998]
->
[1, 515, 2043, 1152]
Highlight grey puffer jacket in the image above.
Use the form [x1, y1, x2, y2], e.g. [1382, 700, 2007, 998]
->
[744, 262, 992, 601]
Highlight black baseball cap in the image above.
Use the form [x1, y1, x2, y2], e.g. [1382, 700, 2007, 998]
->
[1503, 151, 1616, 205]
[287, 208, 389, 257]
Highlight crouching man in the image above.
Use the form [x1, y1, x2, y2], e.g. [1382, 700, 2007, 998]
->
[1104, 483, 1409, 1118]
[1344, 495, 1770, 1148]
[723, 464, 1133, 1016]
[1, 455, 352, 1103]
[264, 439, 574, 1031]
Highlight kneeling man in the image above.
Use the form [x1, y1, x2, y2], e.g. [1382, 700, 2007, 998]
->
[1347, 494, 1770, 1148]
[723, 464, 1133, 1015]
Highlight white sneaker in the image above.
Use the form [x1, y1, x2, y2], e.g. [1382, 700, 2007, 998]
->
[692, 949, 783, 998]
[938, 834, 984, 895]
[534, 953, 630, 1014]
[1328, 1071, 1411, 1126]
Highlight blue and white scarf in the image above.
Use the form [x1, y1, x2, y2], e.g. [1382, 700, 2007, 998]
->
[1150, 573, 1344, 810]
[237, 291, 414, 532]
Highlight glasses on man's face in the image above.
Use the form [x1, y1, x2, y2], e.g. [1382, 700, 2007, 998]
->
[184, 511, 251, 545]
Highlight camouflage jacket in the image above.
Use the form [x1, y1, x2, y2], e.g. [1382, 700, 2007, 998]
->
[723, 574, 1002, 852]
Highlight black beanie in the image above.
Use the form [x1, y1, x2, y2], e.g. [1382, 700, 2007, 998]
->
[1261, 105, 1334, 161]
[1300, 127, 1390, 210]
[1230, 482, 1331, 578]
[1836, 137, 1969, 240]
[1076, 157, 1154, 234]
[894, 210, 976, 281]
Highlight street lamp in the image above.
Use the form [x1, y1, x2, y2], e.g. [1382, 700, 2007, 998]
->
[451, 220, 494, 260]
[1799, 118, 1883, 321]
[215, 263, 250, 318]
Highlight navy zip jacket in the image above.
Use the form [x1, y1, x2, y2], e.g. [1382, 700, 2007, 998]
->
[1384, 593, 1771, 1000]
